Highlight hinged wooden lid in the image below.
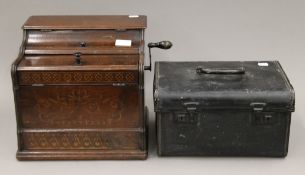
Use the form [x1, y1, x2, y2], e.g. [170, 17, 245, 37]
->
[23, 15, 147, 29]
[22, 16, 146, 55]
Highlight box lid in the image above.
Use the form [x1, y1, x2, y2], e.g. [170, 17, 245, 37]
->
[23, 15, 147, 29]
[22, 16, 145, 55]
[154, 61, 295, 112]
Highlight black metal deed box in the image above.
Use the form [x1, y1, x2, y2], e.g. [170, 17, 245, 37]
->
[153, 61, 295, 157]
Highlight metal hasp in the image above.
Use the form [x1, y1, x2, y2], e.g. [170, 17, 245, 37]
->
[145, 41, 172, 71]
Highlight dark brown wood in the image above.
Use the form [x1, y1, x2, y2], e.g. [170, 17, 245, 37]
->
[12, 15, 147, 160]
[25, 30, 141, 55]
[18, 55, 139, 71]
[22, 131, 143, 149]
[18, 86, 141, 128]
[18, 71, 138, 84]
[23, 15, 147, 29]
[24, 47, 140, 55]
[26, 30, 142, 46]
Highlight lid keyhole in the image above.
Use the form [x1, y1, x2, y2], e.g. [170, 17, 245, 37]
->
[80, 42, 86, 47]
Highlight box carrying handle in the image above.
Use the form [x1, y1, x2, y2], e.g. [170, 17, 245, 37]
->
[196, 67, 245, 74]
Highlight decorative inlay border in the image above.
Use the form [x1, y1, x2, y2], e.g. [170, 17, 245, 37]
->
[23, 132, 139, 149]
[18, 71, 137, 84]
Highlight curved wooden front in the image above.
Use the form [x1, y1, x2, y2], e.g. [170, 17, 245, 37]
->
[18, 86, 141, 129]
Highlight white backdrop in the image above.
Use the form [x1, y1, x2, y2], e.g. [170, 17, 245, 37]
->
[0, 0, 305, 175]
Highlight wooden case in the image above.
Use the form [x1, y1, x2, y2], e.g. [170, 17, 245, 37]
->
[11, 16, 148, 160]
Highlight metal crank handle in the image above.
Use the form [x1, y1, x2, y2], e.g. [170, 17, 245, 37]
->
[144, 41, 173, 71]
